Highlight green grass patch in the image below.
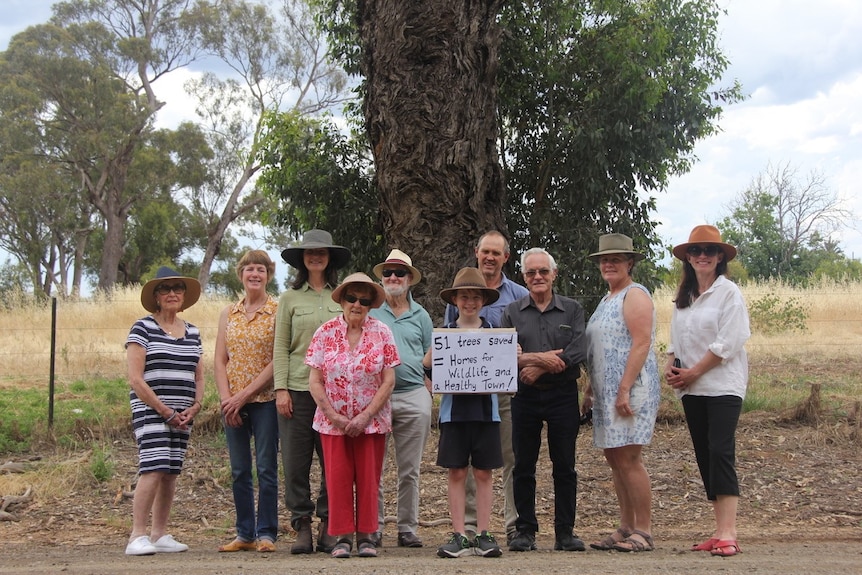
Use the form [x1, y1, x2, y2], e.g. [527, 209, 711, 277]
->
[0, 377, 221, 454]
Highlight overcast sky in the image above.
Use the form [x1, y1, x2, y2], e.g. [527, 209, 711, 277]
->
[4, 0, 862, 265]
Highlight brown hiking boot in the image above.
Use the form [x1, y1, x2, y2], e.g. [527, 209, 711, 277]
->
[316, 518, 336, 552]
[290, 516, 313, 554]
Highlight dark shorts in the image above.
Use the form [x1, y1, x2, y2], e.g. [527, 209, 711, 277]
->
[436, 421, 503, 470]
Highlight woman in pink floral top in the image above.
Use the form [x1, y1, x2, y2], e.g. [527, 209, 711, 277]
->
[306, 272, 400, 559]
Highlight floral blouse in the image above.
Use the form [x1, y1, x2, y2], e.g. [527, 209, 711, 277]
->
[305, 314, 400, 435]
[225, 296, 278, 403]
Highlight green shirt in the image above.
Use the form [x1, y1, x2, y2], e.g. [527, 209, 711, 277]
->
[273, 283, 342, 392]
[369, 294, 433, 393]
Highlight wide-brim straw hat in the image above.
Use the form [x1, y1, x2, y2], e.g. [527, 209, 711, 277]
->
[372, 248, 422, 285]
[141, 266, 202, 313]
[588, 233, 645, 262]
[281, 229, 350, 270]
[672, 224, 737, 261]
[439, 267, 500, 306]
[331, 272, 386, 309]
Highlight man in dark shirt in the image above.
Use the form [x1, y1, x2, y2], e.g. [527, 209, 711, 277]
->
[501, 247, 587, 553]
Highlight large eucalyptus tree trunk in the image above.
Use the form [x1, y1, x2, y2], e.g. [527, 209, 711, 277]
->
[358, 0, 507, 319]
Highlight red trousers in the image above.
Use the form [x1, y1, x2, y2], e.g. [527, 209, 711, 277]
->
[320, 432, 386, 536]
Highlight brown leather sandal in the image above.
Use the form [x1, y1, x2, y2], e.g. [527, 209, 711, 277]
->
[589, 527, 632, 550]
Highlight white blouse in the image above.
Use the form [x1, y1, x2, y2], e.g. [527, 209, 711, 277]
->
[668, 275, 750, 399]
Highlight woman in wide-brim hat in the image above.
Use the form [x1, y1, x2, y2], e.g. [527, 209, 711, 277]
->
[583, 234, 660, 552]
[665, 225, 750, 557]
[273, 229, 351, 554]
[124, 266, 204, 556]
[306, 272, 398, 558]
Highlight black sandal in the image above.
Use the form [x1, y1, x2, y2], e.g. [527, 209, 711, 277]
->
[330, 538, 352, 559]
[357, 538, 378, 557]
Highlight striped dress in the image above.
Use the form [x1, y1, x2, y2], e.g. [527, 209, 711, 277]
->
[126, 316, 203, 474]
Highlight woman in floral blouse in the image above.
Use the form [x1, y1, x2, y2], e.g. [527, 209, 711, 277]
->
[306, 272, 400, 559]
[214, 250, 279, 552]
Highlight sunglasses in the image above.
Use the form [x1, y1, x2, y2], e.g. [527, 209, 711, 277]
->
[687, 245, 722, 257]
[155, 283, 186, 295]
[524, 268, 552, 278]
[381, 269, 409, 278]
[343, 293, 373, 307]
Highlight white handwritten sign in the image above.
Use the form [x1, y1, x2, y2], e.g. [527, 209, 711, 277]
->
[430, 328, 518, 394]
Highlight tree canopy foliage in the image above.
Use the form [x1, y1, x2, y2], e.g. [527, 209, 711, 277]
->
[717, 162, 858, 284]
[305, 0, 741, 314]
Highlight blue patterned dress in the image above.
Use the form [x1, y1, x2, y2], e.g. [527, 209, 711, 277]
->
[585, 283, 660, 448]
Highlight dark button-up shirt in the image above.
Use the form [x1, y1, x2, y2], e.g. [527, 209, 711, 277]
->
[501, 292, 586, 388]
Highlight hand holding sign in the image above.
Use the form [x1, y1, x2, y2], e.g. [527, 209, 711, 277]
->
[430, 328, 518, 394]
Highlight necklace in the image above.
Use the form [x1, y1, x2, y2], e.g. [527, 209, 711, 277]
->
[155, 315, 181, 336]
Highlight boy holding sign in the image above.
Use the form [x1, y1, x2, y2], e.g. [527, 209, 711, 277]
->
[423, 268, 503, 558]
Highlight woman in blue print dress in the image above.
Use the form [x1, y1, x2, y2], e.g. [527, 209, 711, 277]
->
[583, 235, 660, 553]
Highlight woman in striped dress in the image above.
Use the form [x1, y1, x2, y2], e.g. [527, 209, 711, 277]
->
[124, 267, 205, 556]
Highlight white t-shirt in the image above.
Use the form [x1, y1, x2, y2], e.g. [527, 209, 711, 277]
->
[668, 275, 750, 399]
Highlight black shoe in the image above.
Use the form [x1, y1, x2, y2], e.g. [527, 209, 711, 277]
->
[316, 518, 336, 552]
[290, 516, 314, 554]
[397, 531, 423, 548]
[369, 531, 383, 548]
[508, 531, 536, 552]
[554, 533, 586, 552]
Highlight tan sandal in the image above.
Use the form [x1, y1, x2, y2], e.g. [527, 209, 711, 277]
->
[589, 527, 632, 550]
[256, 539, 276, 552]
[612, 529, 655, 552]
[218, 538, 257, 552]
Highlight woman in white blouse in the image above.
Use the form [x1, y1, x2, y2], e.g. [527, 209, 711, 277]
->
[665, 225, 750, 558]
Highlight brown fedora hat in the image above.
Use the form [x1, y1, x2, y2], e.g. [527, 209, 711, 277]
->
[672, 225, 737, 261]
[439, 267, 500, 306]
[587, 233, 645, 262]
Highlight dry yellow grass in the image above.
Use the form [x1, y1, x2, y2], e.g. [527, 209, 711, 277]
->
[654, 277, 862, 362]
[1, 280, 862, 388]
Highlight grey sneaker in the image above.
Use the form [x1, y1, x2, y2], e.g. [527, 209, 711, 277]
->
[474, 531, 502, 557]
[437, 532, 473, 558]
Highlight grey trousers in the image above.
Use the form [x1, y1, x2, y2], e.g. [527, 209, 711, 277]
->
[377, 386, 433, 533]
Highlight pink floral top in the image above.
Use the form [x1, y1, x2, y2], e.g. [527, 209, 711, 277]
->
[305, 314, 400, 435]
[225, 296, 278, 403]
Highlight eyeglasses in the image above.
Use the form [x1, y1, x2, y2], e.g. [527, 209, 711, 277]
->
[343, 293, 373, 307]
[155, 283, 186, 295]
[524, 268, 552, 278]
[381, 269, 409, 278]
[687, 245, 721, 257]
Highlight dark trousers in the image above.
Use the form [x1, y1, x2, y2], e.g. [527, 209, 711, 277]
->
[511, 385, 580, 536]
[682, 394, 742, 500]
[277, 390, 328, 528]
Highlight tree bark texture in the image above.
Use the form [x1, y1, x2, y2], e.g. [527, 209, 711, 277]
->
[359, 0, 507, 320]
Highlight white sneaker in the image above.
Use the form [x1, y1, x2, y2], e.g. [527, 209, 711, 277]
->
[152, 534, 189, 553]
[125, 535, 156, 556]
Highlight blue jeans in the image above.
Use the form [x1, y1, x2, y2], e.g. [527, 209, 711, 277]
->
[224, 400, 279, 542]
[511, 384, 580, 537]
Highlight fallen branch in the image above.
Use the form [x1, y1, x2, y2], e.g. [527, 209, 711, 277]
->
[0, 461, 26, 474]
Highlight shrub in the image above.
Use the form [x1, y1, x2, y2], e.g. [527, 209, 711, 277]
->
[748, 293, 808, 335]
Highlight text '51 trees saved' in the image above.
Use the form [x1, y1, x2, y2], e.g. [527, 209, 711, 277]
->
[430, 329, 518, 394]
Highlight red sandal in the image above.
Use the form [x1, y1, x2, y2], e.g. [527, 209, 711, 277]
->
[691, 537, 719, 552]
[710, 540, 742, 557]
